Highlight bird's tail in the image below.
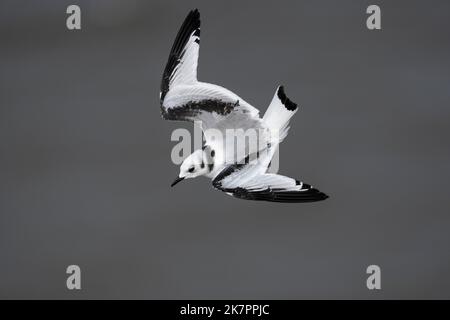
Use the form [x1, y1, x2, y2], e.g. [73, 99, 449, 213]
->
[262, 86, 298, 143]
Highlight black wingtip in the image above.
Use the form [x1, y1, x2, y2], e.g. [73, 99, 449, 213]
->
[296, 187, 329, 202]
[315, 191, 329, 201]
[277, 85, 298, 111]
[297, 181, 329, 201]
[188, 9, 201, 26]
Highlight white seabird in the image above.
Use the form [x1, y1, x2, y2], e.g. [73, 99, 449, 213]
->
[160, 9, 328, 203]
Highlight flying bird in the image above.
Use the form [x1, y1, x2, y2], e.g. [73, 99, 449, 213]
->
[159, 9, 328, 203]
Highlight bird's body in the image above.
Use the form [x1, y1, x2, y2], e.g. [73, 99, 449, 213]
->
[160, 9, 328, 202]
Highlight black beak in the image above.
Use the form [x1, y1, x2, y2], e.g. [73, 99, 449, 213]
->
[171, 176, 185, 187]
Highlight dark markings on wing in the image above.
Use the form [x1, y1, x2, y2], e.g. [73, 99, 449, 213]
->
[212, 164, 246, 189]
[160, 9, 200, 102]
[212, 165, 328, 203]
[222, 186, 328, 203]
[277, 85, 297, 111]
[161, 99, 237, 121]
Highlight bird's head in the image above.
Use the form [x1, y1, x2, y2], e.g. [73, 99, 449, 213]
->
[171, 149, 210, 187]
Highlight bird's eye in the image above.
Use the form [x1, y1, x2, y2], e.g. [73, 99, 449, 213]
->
[188, 166, 195, 173]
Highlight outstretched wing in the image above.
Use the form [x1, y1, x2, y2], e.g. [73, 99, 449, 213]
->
[159, 10, 260, 129]
[212, 153, 328, 203]
[160, 9, 200, 101]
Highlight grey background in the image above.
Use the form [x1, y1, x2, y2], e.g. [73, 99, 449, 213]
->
[1, 0, 450, 299]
